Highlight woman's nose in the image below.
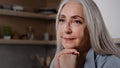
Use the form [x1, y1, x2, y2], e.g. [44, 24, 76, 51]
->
[64, 23, 72, 34]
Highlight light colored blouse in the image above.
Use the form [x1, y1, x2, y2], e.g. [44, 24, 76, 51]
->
[84, 48, 120, 68]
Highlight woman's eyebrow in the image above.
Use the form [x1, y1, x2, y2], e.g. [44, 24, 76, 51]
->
[59, 15, 84, 21]
[71, 15, 84, 21]
[59, 14, 65, 18]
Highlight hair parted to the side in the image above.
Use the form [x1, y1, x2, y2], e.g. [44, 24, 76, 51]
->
[50, 0, 120, 68]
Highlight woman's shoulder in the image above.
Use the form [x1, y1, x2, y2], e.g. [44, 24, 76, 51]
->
[85, 48, 120, 68]
[96, 53, 120, 68]
[107, 55, 120, 62]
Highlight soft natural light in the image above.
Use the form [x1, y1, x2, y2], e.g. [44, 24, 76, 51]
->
[94, 0, 120, 38]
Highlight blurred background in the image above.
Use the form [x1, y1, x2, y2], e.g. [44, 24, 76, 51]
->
[0, 0, 59, 68]
[94, 0, 120, 39]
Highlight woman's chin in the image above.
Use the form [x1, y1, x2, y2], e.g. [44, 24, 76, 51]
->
[62, 42, 79, 49]
[63, 45, 76, 49]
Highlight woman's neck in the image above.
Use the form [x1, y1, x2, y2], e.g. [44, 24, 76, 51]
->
[76, 42, 91, 68]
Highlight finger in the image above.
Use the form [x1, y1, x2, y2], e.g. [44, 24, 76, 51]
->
[57, 49, 80, 57]
[54, 49, 80, 68]
[54, 58, 60, 68]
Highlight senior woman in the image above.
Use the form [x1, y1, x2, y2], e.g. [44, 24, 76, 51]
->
[50, 0, 120, 68]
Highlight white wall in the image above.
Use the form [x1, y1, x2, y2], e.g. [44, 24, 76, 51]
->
[94, 0, 120, 38]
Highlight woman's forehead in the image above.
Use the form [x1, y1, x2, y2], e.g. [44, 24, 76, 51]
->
[60, 2, 84, 18]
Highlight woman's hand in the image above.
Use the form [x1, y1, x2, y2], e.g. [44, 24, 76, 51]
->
[54, 49, 80, 68]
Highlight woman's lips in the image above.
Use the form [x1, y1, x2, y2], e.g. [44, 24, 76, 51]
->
[63, 37, 75, 41]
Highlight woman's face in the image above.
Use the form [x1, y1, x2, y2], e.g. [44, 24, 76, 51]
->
[58, 2, 88, 49]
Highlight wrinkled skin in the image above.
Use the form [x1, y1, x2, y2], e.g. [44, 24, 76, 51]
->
[54, 2, 90, 68]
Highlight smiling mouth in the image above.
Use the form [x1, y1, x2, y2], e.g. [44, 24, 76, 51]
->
[63, 37, 75, 41]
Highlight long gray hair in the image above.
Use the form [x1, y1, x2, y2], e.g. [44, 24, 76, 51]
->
[50, 0, 120, 67]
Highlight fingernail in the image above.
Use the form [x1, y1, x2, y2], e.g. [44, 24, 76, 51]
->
[76, 51, 80, 54]
[73, 52, 80, 55]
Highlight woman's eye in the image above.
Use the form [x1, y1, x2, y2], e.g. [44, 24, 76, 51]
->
[74, 20, 82, 24]
[59, 19, 65, 22]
